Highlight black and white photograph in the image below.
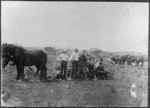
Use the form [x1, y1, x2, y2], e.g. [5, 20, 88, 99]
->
[1, 1, 148, 107]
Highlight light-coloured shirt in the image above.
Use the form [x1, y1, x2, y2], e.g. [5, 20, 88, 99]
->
[94, 61, 103, 70]
[70, 52, 79, 61]
[94, 62, 100, 69]
[57, 53, 69, 61]
[88, 59, 95, 65]
[106, 58, 115, 64]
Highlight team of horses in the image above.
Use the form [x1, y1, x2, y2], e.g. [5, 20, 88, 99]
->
[2, 43, 145, 82]
[110, 54, 144, 67]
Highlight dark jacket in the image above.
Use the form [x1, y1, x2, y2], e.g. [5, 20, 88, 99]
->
[79, 55, 87, 63]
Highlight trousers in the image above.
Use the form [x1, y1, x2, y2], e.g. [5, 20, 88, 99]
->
[71, 61, 78, 79]
[61, 61, 67, 79]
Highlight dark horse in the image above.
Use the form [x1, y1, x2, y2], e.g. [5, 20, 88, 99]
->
[2, 43, 47, 81]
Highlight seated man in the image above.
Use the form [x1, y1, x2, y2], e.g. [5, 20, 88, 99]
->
[86, 57, 97, 80]
[94, 58, 107, 79]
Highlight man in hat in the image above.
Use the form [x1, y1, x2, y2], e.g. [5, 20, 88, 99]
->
[57, 50, 69, 80]
[69, 48, 79, 80]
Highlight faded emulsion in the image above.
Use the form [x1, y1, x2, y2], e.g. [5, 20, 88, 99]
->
[1, 1, 148, 107]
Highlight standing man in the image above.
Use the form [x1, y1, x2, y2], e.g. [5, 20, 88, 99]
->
[57, 50, 69, 80]
[78, 50, 88, 79]
[69, 48, 79, 80]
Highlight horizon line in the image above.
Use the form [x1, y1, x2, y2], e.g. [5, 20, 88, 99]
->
[2, 42, 148, 55]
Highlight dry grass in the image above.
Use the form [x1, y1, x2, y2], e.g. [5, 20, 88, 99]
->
[1, 47, 148, 107]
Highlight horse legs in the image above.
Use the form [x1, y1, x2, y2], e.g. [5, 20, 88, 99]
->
[43, 66, 47, 80]
[16, 67, 21, 81]
[39, 65, 47, 81]
[35, 67, 40, 77]
[39, 66, 44, 81]
[16, 65, 24, 81]
[39, 70, 43, 81]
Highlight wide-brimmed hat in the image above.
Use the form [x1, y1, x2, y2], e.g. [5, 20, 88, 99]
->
[74, 48, 78, 52]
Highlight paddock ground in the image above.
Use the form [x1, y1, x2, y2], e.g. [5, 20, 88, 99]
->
[1, 62, 148, 107]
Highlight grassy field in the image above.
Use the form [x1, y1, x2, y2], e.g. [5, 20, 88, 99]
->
[1, 48, 148, 107]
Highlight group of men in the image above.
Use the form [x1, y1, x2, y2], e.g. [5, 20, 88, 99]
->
[56, 48, 106, 80]
[57, 48, 79, 80]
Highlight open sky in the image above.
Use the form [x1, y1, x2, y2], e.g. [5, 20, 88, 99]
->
[2, 2, 149, 54]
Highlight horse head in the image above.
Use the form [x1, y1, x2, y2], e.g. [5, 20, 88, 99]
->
[2, 43, 21, 68]
[2, 52, 13, 68]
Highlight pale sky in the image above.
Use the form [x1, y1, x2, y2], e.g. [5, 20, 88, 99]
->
[2, 2, 149, 54]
